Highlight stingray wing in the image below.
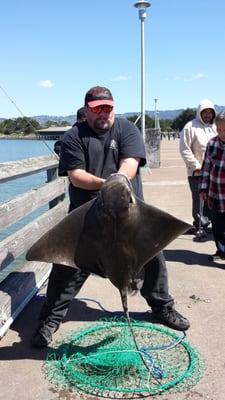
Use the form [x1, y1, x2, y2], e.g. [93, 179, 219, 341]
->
[128, 198, 191, 270]
[26, 193, 191, 283]
[26, 198, 96, 267]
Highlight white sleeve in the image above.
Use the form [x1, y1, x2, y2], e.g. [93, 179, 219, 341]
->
[179, 126, 201, 171]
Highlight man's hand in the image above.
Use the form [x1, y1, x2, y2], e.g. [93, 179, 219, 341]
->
[193, 169, 201, 176]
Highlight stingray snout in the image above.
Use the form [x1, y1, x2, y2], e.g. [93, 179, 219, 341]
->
[100, 175, 135, 216]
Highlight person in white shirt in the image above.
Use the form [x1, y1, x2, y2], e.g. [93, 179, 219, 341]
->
[179, 99, 217, 236]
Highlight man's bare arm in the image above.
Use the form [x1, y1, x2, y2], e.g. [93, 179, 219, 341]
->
[68, 169, 105, 190]
[118, 157, 140, 180]
[68, 157, 140, 189]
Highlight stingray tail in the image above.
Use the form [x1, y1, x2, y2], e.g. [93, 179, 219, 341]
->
[119, 288, 158, 377]
[128, 270, 145, 295]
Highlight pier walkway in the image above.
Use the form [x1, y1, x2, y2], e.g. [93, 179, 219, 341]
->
[0, 139, 224, 400]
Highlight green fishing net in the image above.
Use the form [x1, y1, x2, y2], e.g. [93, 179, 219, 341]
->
[44, 317, 204, 398]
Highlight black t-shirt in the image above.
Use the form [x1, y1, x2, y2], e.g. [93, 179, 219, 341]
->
[59, 117, 146, 208]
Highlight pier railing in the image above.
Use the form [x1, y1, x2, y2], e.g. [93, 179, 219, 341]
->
[0, 155, 68, 338]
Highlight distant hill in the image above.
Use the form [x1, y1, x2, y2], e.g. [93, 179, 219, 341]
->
[1, 105, 225, 125]
[31, 105, 225, 125]
[122, 109, 185, 120]
[32, 110, 187, 125]
[32, 115, 76, 126]
[123, 105, 225, 120]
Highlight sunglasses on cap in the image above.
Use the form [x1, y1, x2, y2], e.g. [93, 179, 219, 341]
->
[88, 105, 113, 114]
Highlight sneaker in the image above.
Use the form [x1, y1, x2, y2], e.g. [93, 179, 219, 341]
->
[204, 226, 212, 234]
[208, 251, 225, 261]
[193, 229, 208, 242]
[152, 307, 190, 331]
[31, 323, 55, 348]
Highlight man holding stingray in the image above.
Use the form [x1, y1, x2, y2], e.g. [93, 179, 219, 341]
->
[31, 86, 190, 348]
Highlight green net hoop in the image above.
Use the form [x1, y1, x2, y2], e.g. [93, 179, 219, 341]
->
[44, 317, 204, 398]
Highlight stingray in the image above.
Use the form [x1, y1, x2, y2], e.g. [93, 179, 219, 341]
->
[27, 173, 191, 314]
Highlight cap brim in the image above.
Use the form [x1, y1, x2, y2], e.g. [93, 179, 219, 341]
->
[87, 99, 114, 107]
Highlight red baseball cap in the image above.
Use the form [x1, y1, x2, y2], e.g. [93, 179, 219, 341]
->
[84, 86, 114, 108]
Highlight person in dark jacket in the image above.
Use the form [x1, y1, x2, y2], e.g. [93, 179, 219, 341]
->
[53, 107, 87, 156]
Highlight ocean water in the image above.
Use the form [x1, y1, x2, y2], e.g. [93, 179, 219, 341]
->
[0, 139, 56, 202]
[0, 139, 57, 281]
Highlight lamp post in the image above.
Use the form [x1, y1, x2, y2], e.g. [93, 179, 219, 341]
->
[154, 98, 158, 129]
[134, 1, 151, 142]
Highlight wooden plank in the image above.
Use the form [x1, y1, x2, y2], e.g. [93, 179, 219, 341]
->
[0, 261, 51, 337]
[46, 167, 66, 209]
[0, 155, 59, 183]
[0, 177, 68, 231]
[0, 200, 69, 271]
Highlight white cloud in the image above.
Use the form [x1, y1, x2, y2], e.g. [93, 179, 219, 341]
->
[193, 73, 205, 80]
[174, 73, 205, 82]
[38, 80, 55, 88]
[112, 75, 132, 81]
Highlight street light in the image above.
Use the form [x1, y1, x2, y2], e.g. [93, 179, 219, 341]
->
[154, 98, 158, 129]
[154, 98, 161, 131]
[134, 1, 151, 142]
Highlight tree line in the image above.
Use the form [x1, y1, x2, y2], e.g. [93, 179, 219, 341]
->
[128, 108, 196, 132]
[0, 108, 196, 136]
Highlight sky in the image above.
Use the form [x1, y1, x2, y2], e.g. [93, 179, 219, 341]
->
[1, 0, 225, 118]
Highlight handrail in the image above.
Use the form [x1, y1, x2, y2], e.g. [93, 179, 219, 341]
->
[0, 155, 58, 183]
[0, 155, 68, 337]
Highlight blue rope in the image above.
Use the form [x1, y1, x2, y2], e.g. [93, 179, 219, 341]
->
[140, 331, 186, 352]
